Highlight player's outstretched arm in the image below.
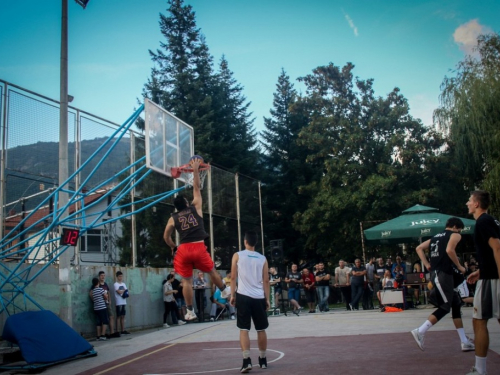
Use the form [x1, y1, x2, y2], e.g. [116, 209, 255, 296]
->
[190, 158, 202, 215]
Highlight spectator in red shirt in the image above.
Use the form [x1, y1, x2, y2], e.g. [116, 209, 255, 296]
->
[302, 268, 316, 313]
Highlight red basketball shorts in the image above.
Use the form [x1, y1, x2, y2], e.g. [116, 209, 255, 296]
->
[173, 242, 214, 279]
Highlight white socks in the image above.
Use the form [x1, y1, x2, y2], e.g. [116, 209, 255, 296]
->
[456, 328, 468, 343]
[418, 320, 433, 335]
[475, 355, 486, 375]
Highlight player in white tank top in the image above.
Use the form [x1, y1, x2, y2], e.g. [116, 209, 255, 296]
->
[236, 249, 266, 299]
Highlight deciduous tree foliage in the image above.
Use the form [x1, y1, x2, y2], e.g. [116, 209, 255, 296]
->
[434, 33, 500, 214]
[292, 62, 446, 263]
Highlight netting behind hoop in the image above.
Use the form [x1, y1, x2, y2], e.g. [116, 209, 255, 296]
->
[171, 164, 210, 189]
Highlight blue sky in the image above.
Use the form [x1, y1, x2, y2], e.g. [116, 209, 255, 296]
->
[1, 0, 499, 142]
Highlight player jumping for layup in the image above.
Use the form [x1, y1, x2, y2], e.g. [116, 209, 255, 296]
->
[163, 156, 229, 321]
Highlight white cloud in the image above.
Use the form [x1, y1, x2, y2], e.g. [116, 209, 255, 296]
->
[344, 13, 359, 37]
[453, 19, 493, 55]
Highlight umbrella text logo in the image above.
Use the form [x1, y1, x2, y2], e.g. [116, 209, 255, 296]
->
[411, 219, 440, 226]
[381, 231, 392, 237]
[421, 228, 431, 235]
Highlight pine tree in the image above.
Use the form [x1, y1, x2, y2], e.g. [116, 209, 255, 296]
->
[261, 69, 314, 263]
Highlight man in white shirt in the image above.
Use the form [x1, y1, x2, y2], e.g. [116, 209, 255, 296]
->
[230, 231, 270, 373]
[335, 260, 352, 310]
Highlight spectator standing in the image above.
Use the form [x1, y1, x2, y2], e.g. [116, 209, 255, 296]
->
[114, 271, 131, 335]
[335, 260, 352, 310]
[90, 271, 119, 338]
[465, 191, 500, 375]
[230, 231, 270, 373]
[363, 257, 376, 309]
[91, 277, 109, 341]
[350, 259, 367, 311]
[302, 268, 316, 313]
[193, 271, 208, 317]
[163, 274, 186, 327]
[269, 267, 282, 309]
[315, 262, 331, 312]
[285, 264, 303, 315]
[374, 258, 387, 298]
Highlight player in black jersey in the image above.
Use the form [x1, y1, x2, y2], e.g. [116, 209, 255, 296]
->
[411, 217, 475, 352]
[163, 157, 229, 321]
[465, 191, 500, 375]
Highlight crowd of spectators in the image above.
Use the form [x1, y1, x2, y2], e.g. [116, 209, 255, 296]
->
[268, 254, 478, 313]
[88, 254, 478, 339]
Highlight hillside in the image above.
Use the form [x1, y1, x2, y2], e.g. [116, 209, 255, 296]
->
[4, 137, 131, 212]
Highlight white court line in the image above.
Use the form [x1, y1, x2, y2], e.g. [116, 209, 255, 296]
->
[144, 348, 285, 375]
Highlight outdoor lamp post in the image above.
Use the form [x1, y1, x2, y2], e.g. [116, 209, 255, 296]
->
[58, 0, 89, 326]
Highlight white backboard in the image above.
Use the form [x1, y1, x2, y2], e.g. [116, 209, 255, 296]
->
[144, 98, 194, 183]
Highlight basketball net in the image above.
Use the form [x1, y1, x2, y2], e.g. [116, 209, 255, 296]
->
[171, 163, 210, 189]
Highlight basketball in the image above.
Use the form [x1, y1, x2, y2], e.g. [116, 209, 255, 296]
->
[190, 155, 204, 163]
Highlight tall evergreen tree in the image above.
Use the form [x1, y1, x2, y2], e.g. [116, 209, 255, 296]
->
[118, 0, 260, 266]
[211, 56, 259, 175]
[261, 69, 315, 263]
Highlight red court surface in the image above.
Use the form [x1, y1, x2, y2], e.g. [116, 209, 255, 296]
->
[76, 331, 500, 375]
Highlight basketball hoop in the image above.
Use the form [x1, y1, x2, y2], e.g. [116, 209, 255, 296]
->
[171, 162, 210, 189]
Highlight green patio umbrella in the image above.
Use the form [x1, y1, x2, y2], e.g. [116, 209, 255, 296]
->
[363, 204, 475, 244]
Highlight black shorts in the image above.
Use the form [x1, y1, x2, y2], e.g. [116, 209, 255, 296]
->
[236, 293, 269, 331]
[94, 308, 109, 326]
[429, 270, 455, 312]
[116, 305, 126, 317]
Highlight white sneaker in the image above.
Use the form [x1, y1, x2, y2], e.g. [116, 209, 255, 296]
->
[231, 315, 235, 320]
[411, 328, 425, 351]
[163, 323, 170, 328]
[178, 320, 186, 326]
[461, 338, 475, 352]
[466, 366, 486, 375]
[184, 309, 198, 321]
[210, 317, 215, 322]
[220, 286, 231, 299]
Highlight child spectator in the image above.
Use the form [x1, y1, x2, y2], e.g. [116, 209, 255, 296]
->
[114, 271, 130, 335]
[91, 277, 109, 341]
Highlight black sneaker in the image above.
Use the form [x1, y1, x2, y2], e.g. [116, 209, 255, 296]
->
[111, 332, 121, 338]
[240, 358, 252, 373]
[121, 330, 131, 335]
[258, 357, 267, 369]
[105, 334, 111, 339]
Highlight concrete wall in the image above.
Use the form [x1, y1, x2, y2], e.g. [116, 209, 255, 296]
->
[0, 263, 173, 338]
